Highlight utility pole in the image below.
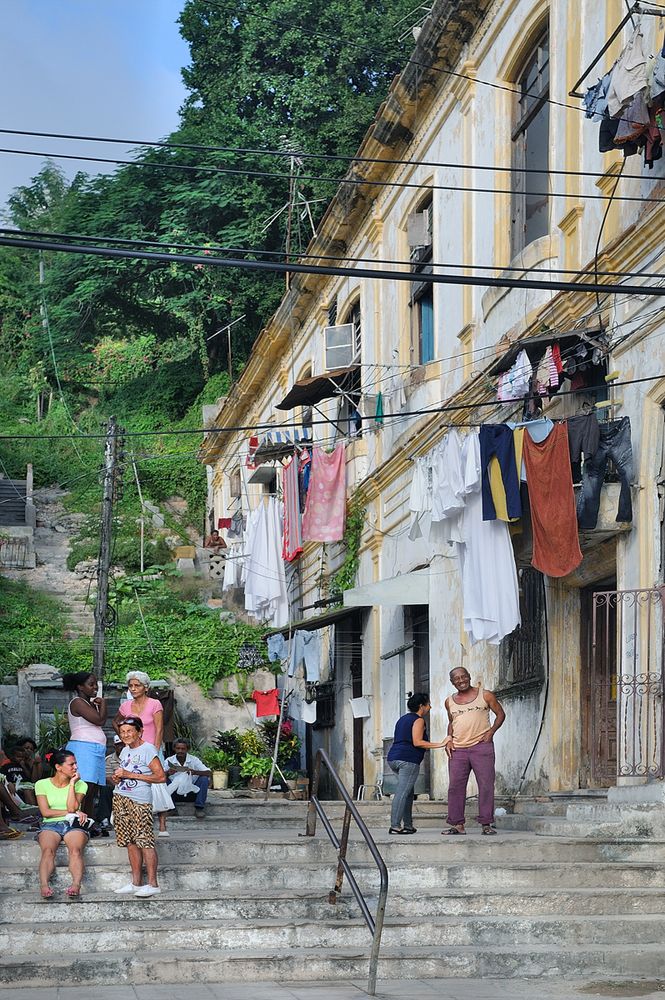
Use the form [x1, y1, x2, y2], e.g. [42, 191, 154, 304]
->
[92, 416, 119, 680]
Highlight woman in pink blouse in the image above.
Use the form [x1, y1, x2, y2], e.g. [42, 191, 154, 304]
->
[113, 672, 163, 748]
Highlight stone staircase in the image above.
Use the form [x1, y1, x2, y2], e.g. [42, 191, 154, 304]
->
[1, 487, 94, 635]
[1, 796, 665, 989]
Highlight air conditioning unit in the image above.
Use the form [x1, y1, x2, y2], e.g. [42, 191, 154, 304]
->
[407, 209, 431, 248]
[324, 323, 357, 371]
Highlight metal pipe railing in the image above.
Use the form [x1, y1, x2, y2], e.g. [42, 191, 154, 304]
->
[302, 748, 388, 996]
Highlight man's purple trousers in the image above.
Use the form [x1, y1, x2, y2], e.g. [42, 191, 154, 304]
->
[446, 740, 495, 826]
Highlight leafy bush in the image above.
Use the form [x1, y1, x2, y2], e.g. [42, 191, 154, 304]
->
[199, 747, 232, 771]
[0, 578, 69, 682]
[213, 729, 242, 764]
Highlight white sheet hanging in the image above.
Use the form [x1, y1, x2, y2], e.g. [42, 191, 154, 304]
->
[455, 432, 521, 645]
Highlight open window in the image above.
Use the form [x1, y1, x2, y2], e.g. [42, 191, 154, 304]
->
[511, 30, 550, 254]
[409, 195, 434, 365]
[336, 301, 362, 439]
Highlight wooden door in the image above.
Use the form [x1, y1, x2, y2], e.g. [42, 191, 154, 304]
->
[581, 584, 617, 788]
[408, 605, 431, 795]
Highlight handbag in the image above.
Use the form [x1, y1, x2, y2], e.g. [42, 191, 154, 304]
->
[151, 781, 175, 812]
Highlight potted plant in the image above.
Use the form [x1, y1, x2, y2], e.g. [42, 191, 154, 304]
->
[239, 752, 273, 790]
[200, 747, 232, 790]
[213, 729, 242, 788]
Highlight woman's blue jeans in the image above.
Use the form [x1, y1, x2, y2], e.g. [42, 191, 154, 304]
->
[388, 760, 420, 829]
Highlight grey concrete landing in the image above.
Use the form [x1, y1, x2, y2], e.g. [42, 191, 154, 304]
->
[1, 979, 665, 1000]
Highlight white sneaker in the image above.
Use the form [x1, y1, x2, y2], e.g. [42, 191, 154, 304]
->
[114, 883, 141, 894]
[157, 830, 170, 837]
[134, 885, 161, 898]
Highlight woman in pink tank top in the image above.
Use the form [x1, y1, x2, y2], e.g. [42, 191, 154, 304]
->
[63, 671, 108, 821]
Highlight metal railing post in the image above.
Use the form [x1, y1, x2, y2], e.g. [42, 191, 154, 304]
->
[301, 748, 389, 996]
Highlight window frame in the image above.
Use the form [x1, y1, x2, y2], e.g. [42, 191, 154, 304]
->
[511, 30, 550, 255]
[499, 568, 546, 692]
[409, 196, 435, 365]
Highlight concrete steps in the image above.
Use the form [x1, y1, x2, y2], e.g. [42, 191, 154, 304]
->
[2, 801, 665, 989]
[4, 943, 665, 988]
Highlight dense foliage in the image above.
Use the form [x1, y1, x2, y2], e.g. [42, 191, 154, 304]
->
[0, 0, 416, 681]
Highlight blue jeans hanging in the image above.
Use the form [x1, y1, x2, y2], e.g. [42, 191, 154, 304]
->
[577, 417, 633, 529]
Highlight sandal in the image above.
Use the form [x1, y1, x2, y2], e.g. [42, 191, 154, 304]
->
[482, 825, 497, 836]
[388, 827, 414, 835]
[40, 887, 54, 899]
[443, 827, 466, 835]
[0, 828, 22, 840]
[66, 886, 81, 897]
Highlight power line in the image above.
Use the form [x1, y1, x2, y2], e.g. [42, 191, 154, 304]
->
[2, 144, 663, 207]
[6, 225, 665, 282]
[3, 231, 665, 300]
[0, 374, 663, 442]
[0, 126, 645, 184]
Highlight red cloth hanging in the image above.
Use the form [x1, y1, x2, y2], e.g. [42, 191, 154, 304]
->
[251, 689, 280, 717]
[523, 423, 582, 578]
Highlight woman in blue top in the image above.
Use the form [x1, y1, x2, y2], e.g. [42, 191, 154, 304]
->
[386, 693, 450, 835]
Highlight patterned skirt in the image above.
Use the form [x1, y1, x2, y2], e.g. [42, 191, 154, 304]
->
[112, 793, 155, 849]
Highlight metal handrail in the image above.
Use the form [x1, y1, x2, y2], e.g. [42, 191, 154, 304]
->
[302, 748, 388, 996]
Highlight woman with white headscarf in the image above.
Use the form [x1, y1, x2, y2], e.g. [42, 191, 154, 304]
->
[113, 672, 170, 836]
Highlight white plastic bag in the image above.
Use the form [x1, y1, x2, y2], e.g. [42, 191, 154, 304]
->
[151, 781, 175, 812]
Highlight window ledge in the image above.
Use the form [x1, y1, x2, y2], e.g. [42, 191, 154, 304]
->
[407, 359, 443, 390]
[494, 676, 545, 699]
[482, 233, 560, 322]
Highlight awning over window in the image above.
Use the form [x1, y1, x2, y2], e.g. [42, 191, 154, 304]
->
[343, 570, 430, 607]
[253, 428, 312, 465]
[264, 604, 369, 637]
[276, 365, 359, 410]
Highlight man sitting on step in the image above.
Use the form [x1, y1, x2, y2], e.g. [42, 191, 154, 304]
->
[164, 739, 212, 819]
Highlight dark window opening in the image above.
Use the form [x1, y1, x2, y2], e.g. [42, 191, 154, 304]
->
[410, 197, 435, 364]
[511, 31, 550, 254]
[500, 568, 545, 687]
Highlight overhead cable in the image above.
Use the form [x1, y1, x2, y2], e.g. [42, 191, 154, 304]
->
[1, 145, 663, 207]
[3, 232, 665, 300]
[5, 226, 665, 282]
[1, 374, 664, 442]
[0, 126, 646, 183]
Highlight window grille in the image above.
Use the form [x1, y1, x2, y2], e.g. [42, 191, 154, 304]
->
[499, 568, 545, 687]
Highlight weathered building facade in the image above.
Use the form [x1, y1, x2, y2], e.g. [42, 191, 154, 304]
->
[200, 0, 665, 805]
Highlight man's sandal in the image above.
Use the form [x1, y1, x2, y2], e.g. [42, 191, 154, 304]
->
[443, 827, 466, 835]
[482, 825, 497, 835]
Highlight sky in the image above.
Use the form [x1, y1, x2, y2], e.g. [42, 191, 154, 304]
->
[0, 0, 189, 210]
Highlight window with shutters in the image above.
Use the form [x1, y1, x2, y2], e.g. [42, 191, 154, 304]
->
[511, 31, 550, 254]
[499, 568, 545, 689]
[337, 300, 362, 439]
[409, 195, 434, 364]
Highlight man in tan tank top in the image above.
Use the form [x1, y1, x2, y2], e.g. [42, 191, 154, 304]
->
[444, 667, 505, 836]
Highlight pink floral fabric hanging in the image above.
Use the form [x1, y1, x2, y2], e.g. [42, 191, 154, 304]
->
[301, 444, 346, 542]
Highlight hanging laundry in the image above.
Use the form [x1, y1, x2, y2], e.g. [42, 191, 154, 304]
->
[288, 630, 322, 682]
[497, 349, 532, 402]
[267, 633, 289, 664]
[480, 425, 521, 522]
[227, 510, 245, 540]
[408, 456, 433, 541]
[244, 497, 289, 626]
[534, 346, 560, 395]
[567, 412, 601, 465]
[551, 344, 564, 377]
[222, 542, 244, 591]
[607, 25, 648, 117]
[614, 89, 650, 146]
[251, 689, 280, 718]
[246, 436, 259, 470]
[455, 432, 521, 645]
[523, 423, 582, 578]
[577, 416, 634, 529]
[374, 392, 384, 427]
[301, 444, 346, 543]
[282, 456, 303, 562]
[431, 430, 466, 521]
[583, 70, 614, 121]
[300, 700, 317, 725]
[488, 426, 524, 520]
